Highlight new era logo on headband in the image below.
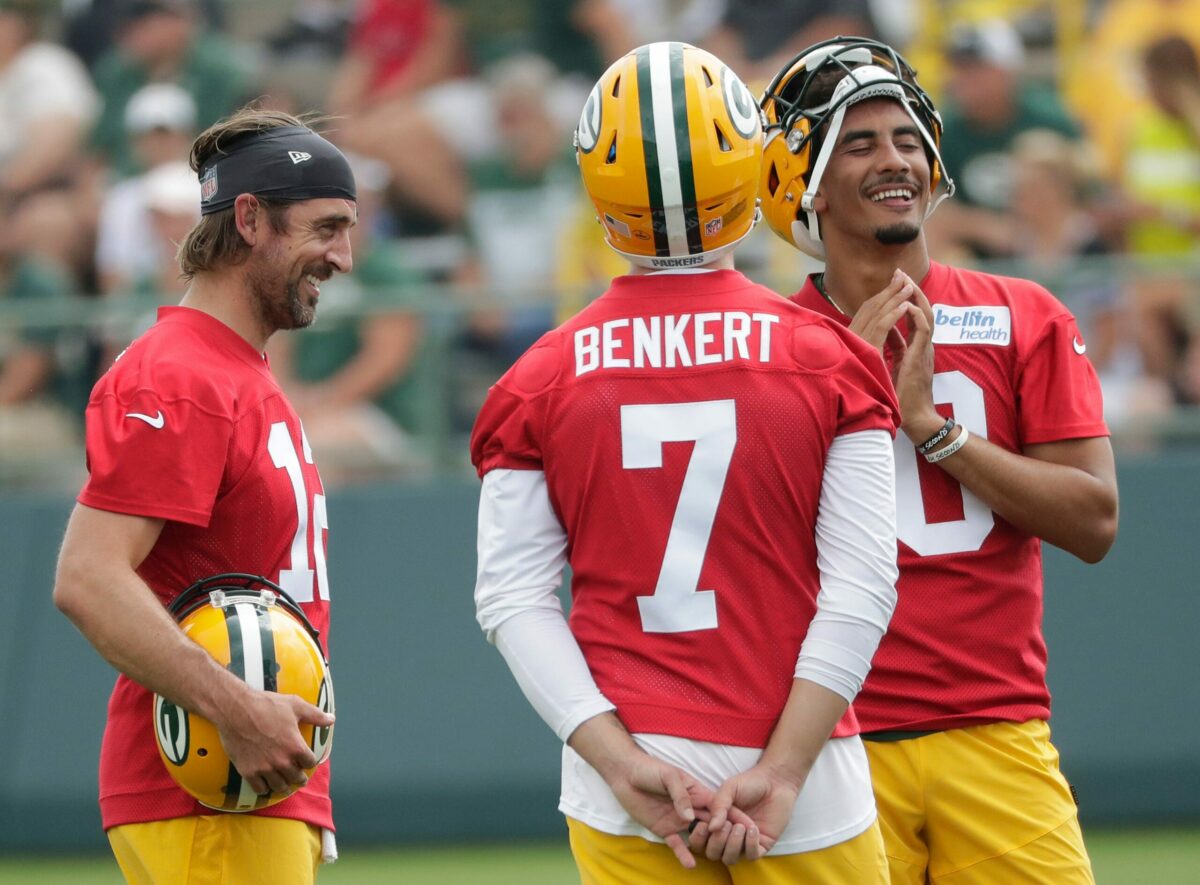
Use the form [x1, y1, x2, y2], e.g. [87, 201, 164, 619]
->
[289, 151, 312, 164]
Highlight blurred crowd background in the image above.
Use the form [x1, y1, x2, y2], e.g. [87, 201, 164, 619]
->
[3, 0, 1200, 490]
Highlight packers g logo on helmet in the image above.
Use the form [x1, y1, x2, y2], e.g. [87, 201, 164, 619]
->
[758, 36, 955, 258]
[152, 573, 334, 812]
[574, 42, 764, 269]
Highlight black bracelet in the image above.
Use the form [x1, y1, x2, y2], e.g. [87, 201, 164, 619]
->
[916, 417, 956, 454]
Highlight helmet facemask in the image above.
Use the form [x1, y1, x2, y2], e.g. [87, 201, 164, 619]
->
[759, 37, 955, 259]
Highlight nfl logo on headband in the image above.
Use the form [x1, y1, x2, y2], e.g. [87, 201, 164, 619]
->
[200, 167, 218, 204]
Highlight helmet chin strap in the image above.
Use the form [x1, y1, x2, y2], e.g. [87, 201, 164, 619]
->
[794, 66, 956, 259]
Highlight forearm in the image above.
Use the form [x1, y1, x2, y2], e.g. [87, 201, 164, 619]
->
[566, 710, 644, 782]
[757, 679, 848, 790]
[53, 508, 252, 721]
[0, 348, 54, 403]
[909, 422, 1117, 562]
[310, 317, 420, 408]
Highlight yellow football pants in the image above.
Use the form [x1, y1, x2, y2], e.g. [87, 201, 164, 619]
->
[567, 814, 888, 884]
[108, 814, 321, 884]
[865, 719, 1094, 884]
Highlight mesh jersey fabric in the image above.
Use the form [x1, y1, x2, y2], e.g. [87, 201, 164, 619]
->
[792, 261, 1108, 731]
[79, 306, 333, 831]
[471, 269, 899, 746]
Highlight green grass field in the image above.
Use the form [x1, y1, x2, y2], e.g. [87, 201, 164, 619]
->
[2, 828, 1196, 884]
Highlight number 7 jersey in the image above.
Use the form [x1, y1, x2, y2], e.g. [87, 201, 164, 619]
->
[79, 306, 333, 832]
[791, 262, 1109, 732]
[471, 269, 899, 746]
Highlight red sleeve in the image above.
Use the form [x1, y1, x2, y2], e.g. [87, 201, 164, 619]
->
[469, 384, 546, 476]
[79, 378, 234, 527]
[832, 328, 901, 438]
[1017, 312, 1109, 445]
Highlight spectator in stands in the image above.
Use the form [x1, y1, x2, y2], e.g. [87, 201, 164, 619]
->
[90, 0, 247, 178]
[0, 190, 92, 457]
[327, 0, 465, 226]
[1009, 129, 1163, 426]
[577, 0, 728, 70]
[455, 55, 577, 367]
[333, 0, 604, 231]
[327, 0, 459, 115]
[703, 0, 876, 88]
[1064, 0, 1200, 181]
[61, 0, 224, 71]
[1120, 34, 1200, 405]
[270, 155, 433, 480]
[95, 82, 197, 294]
[0, 0, 99, 207]
[925, 19, 1082, 261]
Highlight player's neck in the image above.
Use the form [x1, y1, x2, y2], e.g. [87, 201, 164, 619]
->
[819, 241, 930, 317]
[179, 272, 272, 354]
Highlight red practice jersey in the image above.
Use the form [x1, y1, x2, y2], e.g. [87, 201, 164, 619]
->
[79, 307, 333, 831]
[471, 270, 899, 747]
[792, 262, 1109, 732]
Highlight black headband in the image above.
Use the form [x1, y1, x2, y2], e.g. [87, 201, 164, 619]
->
[198, 126, 357, 215]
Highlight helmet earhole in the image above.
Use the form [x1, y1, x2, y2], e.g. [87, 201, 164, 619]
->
[715, 123, 732, 152]
[606, 134, 618, 164]
[767, 164, 780, 197]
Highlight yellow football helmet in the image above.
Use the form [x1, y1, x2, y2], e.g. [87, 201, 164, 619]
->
[575, 41, 763, 269]
[152, 574, 334, 812]
[758, 36, 954, 258]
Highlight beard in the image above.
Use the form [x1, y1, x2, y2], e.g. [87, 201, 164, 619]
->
[247, 252, 319, 332]
[874, 222, 921, 245]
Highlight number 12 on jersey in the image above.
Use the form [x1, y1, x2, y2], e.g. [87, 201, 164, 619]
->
[621, 400, 736, 633]
[268, 421, 329, 603]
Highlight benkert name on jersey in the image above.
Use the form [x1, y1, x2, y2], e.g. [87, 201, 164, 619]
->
[575, 311, 781, 377]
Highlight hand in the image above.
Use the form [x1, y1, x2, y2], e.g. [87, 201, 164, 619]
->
[686, 805, 767, 866]
[693, 764, 801, 864]
[215, 688, 335, 796]
[605, 752, 715, 869]
[890, 277, 942, 444]
[848, 269, 918, 350]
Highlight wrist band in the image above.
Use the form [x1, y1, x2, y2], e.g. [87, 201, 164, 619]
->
[925, 425, 969, 463]
[916, 417, 956, 454]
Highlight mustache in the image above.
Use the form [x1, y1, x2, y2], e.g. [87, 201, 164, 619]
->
[865, 174, 921, 192]
[301, 265, 335, 281]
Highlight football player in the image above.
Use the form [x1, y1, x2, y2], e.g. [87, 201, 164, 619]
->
[758, 38, 1119, 884]
[472, 41, 907, 882]
[53, 106, 353, 884]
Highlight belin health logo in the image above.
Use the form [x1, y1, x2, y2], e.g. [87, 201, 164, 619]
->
[931, 304, 1011, 346]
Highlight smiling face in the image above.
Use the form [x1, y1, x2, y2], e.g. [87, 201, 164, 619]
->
[246, 197, 356, 333]
[814, 97, 931, 251]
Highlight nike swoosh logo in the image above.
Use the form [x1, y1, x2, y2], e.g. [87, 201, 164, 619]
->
[1073, 337, 1087, 355]
[126, 410, 165, 429]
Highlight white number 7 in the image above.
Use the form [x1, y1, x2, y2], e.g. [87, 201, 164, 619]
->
[621, 400, 736, 633]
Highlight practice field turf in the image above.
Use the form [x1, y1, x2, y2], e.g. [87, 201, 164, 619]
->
[2, 827, 1196, 883]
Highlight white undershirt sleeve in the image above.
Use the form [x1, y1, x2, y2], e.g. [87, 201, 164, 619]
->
[476, 468, 616, 742]
[795, 429, 900, 702]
